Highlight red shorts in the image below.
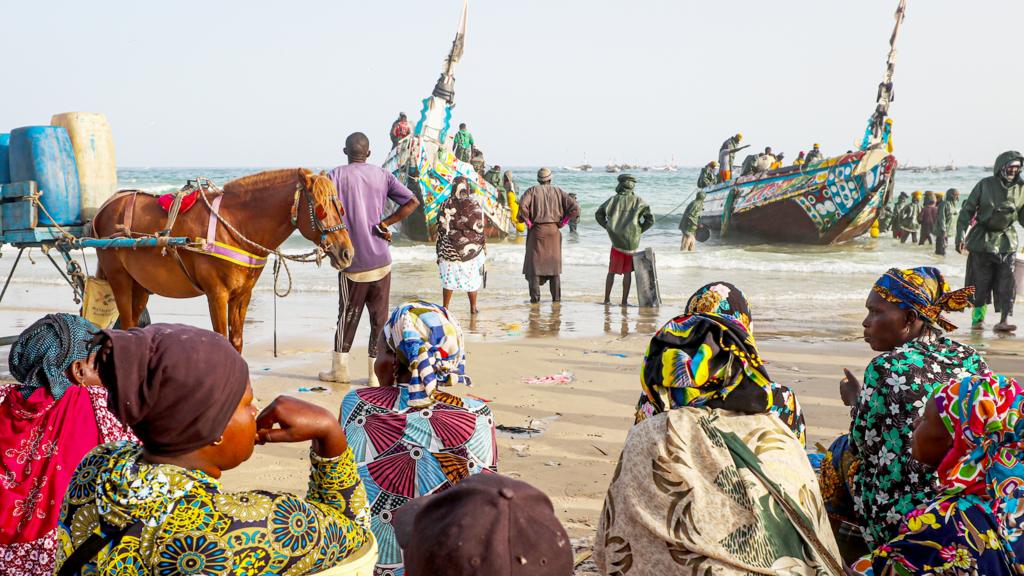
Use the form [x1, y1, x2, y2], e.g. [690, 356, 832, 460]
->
[609, 247, 634, 275]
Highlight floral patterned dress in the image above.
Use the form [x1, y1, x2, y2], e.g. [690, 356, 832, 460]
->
[53, 441, 371, 575]
[0, 384, 135, 576]
[835, 337, 986, 546]
[849, 496, 1023, 575]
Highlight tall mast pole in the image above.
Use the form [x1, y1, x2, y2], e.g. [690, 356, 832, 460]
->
[861, 0, 907, 151]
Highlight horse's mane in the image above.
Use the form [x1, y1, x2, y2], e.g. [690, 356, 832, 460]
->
[223, 169, 301, 196]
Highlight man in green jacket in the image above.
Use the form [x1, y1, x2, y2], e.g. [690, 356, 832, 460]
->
[679, 189, 706, 252]
[698, 161, 719, 188]
[595, 174, 654, 306]
[933, 188, 959, 256]
[453, 123, 474, 162]
[890, 191, 908, 238]
[956, 151, 1024, 332]
[484, 165, 502, 189]
[897, 190, 922, 244]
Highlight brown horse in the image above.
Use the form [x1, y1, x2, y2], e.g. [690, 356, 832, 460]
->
[92, 168, 353, 352]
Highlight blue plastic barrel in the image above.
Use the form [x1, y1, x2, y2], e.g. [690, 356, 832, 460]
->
[9, 126, 81, 225]
[0, 133, 10, 184]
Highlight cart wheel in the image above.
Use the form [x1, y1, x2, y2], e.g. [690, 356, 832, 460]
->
[114, 308, 152, 329]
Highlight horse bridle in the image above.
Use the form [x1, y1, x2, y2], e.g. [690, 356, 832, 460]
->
[291, 177, 347, 249]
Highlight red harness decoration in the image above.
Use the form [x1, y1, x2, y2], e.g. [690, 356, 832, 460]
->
[157, 189, 199, 213]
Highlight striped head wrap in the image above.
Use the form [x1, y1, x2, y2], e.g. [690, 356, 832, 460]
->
[872, 267, 973, 332]
[8, 313, 99, 400]
[384, 301, 470, 408]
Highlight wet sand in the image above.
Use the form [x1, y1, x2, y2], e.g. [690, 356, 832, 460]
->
[212, 331, 1024, 540]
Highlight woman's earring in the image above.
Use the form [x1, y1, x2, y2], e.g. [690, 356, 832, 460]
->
[213, 436, 224, 446]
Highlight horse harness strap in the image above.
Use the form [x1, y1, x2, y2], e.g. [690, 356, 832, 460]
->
[199, 193, 269, 269]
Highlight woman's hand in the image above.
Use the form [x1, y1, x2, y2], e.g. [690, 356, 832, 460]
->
[256, 396, 347, 458]
[840, 368, 862, 407]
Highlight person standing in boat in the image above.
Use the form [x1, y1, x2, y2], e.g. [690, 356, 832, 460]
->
[453, 122, 474, 162]
[805, 143, 823, 164]
[956, 151, 1024, 333]
[518, 168, 580, 303]
[754, 146, 777, 172]
[697, 161, 719, 188]
[595, 174, 655, 306]
[390, 112, 410, 149]
[794, 151, 806, 166]
[679, 189, 706, 252]
[718, 133, 743, 181]
[896, 190, 922, 244]
[484, 164, 502, 189]
[320, 132, 421, 385]
[933, 188, 959, 256]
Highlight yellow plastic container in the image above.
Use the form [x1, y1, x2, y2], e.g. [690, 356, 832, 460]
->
[82, 276, 119, 328]
[50, 112, 117, 221]
[310, 534, 378, 576]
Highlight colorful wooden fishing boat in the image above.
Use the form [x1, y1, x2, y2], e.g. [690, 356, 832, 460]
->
[700, 150, 897, 244]
[383, 0, 516, 242]
[701, 0, 906, 245]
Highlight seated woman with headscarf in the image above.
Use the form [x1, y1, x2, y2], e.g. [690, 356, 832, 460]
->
[341, 301, 496, 574]
[596, 282, 844, 575]
[0, 314, 135, 576]
[53, 323, 371, 575]
[850, 372, 1024, 575]
[820, 267, 986, 553]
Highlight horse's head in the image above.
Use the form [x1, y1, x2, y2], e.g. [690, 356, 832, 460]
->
[295, 169, 353, 270]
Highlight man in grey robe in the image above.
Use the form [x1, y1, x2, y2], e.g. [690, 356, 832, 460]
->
[518, 167, 580, 303]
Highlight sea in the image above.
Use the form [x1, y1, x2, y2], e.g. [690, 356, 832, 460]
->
[0, 165, 1012, 349]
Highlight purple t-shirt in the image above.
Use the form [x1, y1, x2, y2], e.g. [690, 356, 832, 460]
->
[327, 163, 416, 273]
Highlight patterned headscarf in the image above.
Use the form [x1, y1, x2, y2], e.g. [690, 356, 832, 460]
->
[685, 281, 752, 334]
[934, 373, 1024, 543]
[872, 267, 973, 332]
[384, 301, 470, 408]
[637, 283, 805, 444]
[8, 313, 99, 400]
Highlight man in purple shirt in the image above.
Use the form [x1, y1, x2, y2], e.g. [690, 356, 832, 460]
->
[319, 132, 420, 385]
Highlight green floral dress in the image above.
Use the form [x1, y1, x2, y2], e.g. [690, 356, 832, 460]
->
[849, 337, 986, 545]
[54, 441, 371, 575]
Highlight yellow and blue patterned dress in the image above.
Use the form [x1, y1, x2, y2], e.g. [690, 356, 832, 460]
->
[53, 441, 370, 575]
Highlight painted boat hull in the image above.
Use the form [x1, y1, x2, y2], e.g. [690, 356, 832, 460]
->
[700, 150, 897, 244]
[384, 135, 516, 243]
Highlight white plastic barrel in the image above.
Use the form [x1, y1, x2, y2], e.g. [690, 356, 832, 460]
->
[50, 112, 117, 221]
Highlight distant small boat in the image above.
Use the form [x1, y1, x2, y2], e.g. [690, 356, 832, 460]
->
[564, 163, 592, 172]
[605, 164, 620, 173]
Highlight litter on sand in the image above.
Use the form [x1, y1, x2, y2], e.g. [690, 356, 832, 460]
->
[522, 370, 574, 385]
[585, 351, 628, 358]
[298, 386, 329, 393]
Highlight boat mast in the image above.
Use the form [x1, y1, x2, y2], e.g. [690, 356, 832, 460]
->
[860, 0, 907, 151]
[415, 0, 469, 146]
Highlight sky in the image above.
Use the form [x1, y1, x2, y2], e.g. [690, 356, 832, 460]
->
[2, 0, 1021, 168]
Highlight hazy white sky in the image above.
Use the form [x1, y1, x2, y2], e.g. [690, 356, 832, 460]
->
[2, 0, 1020, 167]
